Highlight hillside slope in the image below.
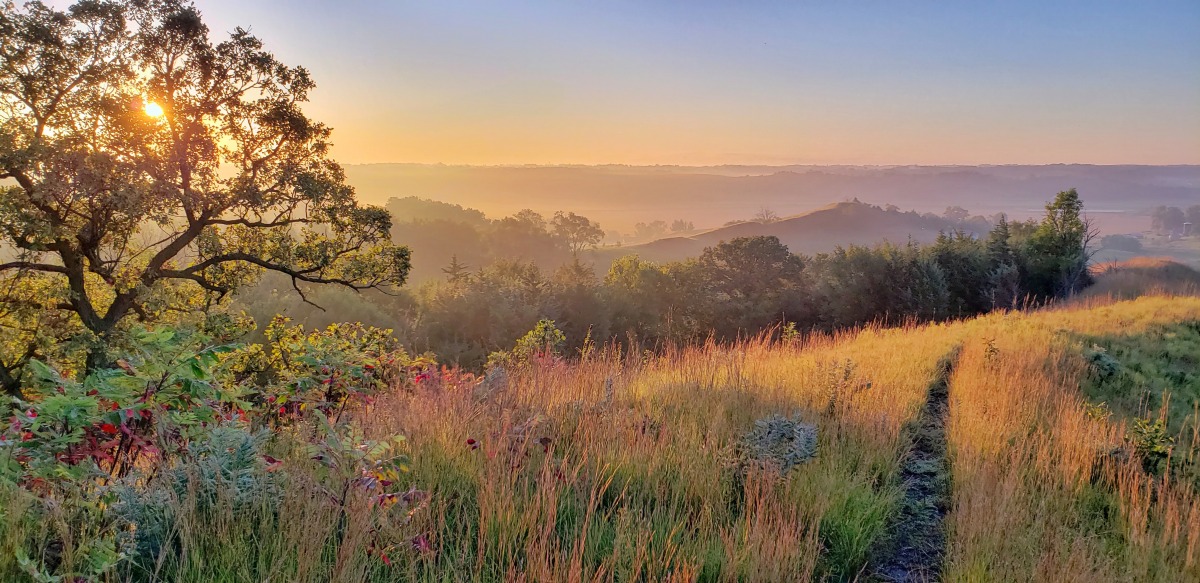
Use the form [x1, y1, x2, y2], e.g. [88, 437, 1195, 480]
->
[244, 287, 1200, 580]
[594, 201, 964, 263]
[6, 270, 1198, 582]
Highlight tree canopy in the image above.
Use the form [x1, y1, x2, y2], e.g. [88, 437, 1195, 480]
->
[0, 0, 409, 391]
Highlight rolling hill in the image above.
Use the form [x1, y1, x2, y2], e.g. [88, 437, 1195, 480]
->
[592, 200, 967, 263]
[345, 163, 1199, 235]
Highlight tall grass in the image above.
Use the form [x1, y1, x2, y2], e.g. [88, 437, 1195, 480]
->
[5, 283, 1200, 581]
[943, 296, 1200, 581]
[355, 324, 958, 581]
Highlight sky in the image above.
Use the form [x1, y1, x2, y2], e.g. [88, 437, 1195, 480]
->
[189, 0, 1200, 166]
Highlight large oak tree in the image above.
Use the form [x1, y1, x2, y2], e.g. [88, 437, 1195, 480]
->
[0, 0, 410, 393]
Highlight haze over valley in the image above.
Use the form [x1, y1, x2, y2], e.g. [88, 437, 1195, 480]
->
[3, 1, 1199, 582]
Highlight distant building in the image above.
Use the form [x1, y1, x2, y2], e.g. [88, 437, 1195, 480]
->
[1185, 222, 1194, 237]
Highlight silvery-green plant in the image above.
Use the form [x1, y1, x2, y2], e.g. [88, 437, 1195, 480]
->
[738, 415, 819, 473]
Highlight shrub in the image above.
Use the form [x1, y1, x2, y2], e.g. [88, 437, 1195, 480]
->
[112, 424, 285, 573]
[1130, 418, 1174, 475]
[1083, 345, 1122, 380]
[737, 415, 819, 474]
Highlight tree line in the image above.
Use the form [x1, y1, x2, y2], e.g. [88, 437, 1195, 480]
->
[1150, 205, 1200, 236]
[238, 190, 1094, 368]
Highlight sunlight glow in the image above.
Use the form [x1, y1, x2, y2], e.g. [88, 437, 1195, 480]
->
[144, 101, 164, 118]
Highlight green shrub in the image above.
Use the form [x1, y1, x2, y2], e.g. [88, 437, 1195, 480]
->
[1130, 418, 1174, 475]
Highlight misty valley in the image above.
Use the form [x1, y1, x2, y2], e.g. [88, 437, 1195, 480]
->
[2, 1, 1199, 582]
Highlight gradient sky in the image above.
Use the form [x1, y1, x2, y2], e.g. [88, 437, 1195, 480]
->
[190, 1, 1200, 165]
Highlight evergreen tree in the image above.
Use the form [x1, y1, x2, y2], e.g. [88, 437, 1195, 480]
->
[442, 255, 471, 283]
[986, 214, 1014, 267]
[1024, 189, 1093, 299]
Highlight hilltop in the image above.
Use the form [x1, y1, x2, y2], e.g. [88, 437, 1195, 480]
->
[602, 201, 967, 263]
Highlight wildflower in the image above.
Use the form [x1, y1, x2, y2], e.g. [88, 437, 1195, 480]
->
[466, 438, 479, 450]
[25, 409, 36, 419]
[99, 423, 118, 435]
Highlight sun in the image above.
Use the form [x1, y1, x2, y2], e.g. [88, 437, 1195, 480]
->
[143, 101, 164, 118]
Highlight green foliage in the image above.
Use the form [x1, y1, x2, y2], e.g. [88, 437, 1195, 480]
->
[2, 326, 237, 487]
[1023, 189, 1093, 298]
[0, 312, 421, 581]
[488, 318, 568, 368]
[227, 317, 411, 423]
[781, 322, 802, 344]
[515, 318, 567, 358]
[551, 211, 605, 255]
[1130, 418, 1174, 475]
[1083, 345, 1122, 380]
[112, 424, 285, 572]
[0, 0, 410, 391]
[1078, 322, 1200, 482]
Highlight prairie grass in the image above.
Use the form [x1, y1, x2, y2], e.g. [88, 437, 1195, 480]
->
[359, 324, 959, 581]
[943, 296, 1200, 582]
[5, 284, 1200, 581]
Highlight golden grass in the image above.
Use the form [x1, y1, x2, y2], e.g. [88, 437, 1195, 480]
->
[351, 295, 1200, 581]
[944, 296, 1200, 582]
[9, 271, 1198, 582]
[1082, 258, 1200, 301]
[359, 324, 960, 581]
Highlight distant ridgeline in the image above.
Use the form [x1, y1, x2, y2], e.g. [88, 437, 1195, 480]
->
[234, 190, 1095, 368]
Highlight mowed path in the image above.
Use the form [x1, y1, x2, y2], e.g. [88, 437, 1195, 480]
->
[874, 348, 958, 582]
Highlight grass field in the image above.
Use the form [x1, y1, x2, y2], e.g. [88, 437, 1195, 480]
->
[3, 265, 1200, 582]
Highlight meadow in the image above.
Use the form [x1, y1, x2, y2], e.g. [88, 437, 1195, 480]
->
[6, 266, 1196, 582]
[3, 2, 1198, 581]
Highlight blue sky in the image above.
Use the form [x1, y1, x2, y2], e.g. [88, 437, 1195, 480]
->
[191, 0, 1200, 165]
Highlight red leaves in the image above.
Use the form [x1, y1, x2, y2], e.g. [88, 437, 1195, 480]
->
[262, 455, 283, 472]
[99, 423, 118, 435]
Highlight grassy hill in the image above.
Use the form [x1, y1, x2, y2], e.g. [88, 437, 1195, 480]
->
[592, 201, 963, 264]
[7, 265, 1195, 581]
